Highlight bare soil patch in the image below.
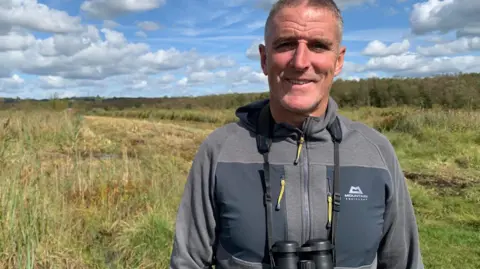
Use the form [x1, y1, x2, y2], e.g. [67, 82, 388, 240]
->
[405, 171, 477, 196]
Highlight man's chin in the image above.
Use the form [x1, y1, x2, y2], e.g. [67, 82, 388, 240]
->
[281, 100, 319, 115]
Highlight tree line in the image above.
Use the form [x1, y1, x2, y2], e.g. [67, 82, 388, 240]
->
[331, 73, 480, 109]
[1, 73, 479, 111]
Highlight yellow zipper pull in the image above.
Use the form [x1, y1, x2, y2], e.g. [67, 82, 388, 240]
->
[294, 135, 304, 165]
[276, 178, 286, 210]
[327, 193, 332, 228]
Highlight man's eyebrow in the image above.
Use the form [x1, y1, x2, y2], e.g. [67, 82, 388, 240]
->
[311, 38, 334, 47]
[273, 36, 334, 47]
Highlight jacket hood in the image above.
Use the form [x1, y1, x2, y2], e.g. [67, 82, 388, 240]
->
[235, 96, 340, 142]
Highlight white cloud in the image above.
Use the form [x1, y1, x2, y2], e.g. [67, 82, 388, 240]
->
[246, 21, 265, 30]
[136, 31, 148, 38]
[223, 12, 248, 27]
[31, 25, 102, 57]
[137, 21, 160, 31]
[103, 20, 120, 29]
[414, 55, 480, 75]
[361, 53, 427, 72]
[0, 31, 36, 52]
[57, 90, 80, 98]
[335, 0, 376, 9]
[176, 66, 266, 89]
[343, 28, 411, 42]
[185, 56, 236, 73]
[365, 72, 380, 78]
[81, 0, 166, 19]
[131, 79, 148, 90]
[246, 40, 263, 60]
[188, 71, 223, 83]
[357, 53, 480, 76]
[2, 0, 480, 99]
[410, 0, 480, 36]
[177, 77, 188, 87]
[136, 48, 196, 72]
[0, 0, 83, 34]
[0, 68, 10, 78]
[457, 22, 480, 38]
[341, 61, 363, 74]
[158, 74, 176, 84]
[39, 76, 68, 89]
[343, 76, 360, 81]
[0, 25, 220, 82]
[101, 28, 128, 47]
[417, 36, 480, 56]
[0, 74, 24, 92]
[362, 39, 410, 57]
[221, 0, 249, 7]
[37, 75, 112, 91]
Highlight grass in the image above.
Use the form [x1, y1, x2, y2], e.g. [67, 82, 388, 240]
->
[1, 106, 479, 268]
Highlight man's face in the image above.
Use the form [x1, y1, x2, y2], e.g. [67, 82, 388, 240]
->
[259, 5, 346, 117]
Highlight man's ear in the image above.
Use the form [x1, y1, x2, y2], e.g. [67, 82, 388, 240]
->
[259, 43, 268, 75]
[334, 46, 346, 77]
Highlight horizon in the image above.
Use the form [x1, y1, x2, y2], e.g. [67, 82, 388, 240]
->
[1, 0, 480, 99]
[3, 71, 478, 101]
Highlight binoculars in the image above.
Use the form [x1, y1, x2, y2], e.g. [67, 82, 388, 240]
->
[271, 239, 334, 269]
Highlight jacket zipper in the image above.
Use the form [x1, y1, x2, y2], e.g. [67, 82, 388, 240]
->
[304, 137, 311, 242]
[294, 132, 309, 243]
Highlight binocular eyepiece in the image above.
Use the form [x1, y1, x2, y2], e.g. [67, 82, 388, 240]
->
[271, 239, 334, 269]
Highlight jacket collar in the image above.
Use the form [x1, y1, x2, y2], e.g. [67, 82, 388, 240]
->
[236, 96, 340, 143]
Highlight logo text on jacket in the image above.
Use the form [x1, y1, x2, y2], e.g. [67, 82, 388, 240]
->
[345, 186, 369, 201]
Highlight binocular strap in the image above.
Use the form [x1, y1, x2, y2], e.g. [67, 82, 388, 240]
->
[331, 139, 340, 265]
[261, 148, 276, 267]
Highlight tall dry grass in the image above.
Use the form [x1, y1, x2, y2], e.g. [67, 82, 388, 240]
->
[88, 108, 238, 126]
[0, 111, 209, 268]
[0, 106, 479, 268]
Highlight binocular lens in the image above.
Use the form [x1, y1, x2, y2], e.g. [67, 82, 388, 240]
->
[272, 241, 299, 269]
[271, 239, 334, 269]
[305, 239, 334, 269]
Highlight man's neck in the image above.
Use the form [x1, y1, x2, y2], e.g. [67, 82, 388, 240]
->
[270, 108, 307, 129]
[269, 98, 329, 129]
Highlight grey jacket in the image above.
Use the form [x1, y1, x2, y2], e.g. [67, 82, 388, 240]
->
[169, 97, 424, 269]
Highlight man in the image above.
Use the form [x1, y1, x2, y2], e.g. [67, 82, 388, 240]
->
[169, 0, 424, 268]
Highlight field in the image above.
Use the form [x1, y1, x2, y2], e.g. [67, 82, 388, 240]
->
[0, 105, 479, 268]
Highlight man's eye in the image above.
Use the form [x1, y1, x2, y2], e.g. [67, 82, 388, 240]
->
[275, 42, 295, 51]
[311, 43, 328, 50]
[277, 42, 291, 48]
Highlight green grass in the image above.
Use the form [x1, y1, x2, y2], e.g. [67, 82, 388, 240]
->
[0, 106, 479, 268]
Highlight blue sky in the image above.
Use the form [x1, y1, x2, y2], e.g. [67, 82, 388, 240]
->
[1, 0, 480, 99]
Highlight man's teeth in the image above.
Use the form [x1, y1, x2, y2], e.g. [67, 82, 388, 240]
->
[287, 79, 311, 85]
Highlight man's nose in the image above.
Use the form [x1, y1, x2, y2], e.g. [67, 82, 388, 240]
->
[290, 43, 310, 70]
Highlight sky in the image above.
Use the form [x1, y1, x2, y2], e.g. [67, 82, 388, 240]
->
[1, 0, 480, 99]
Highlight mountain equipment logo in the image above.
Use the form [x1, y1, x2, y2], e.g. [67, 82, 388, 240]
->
[349, 186, 363, 194]
[345, 186, 368, 201]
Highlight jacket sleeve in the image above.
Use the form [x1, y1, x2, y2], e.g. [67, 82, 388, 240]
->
[169, 138, 218, 269]
[377, 141, 424, 269]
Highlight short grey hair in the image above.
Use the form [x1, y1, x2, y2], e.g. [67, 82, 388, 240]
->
[264, 0, 344, 44]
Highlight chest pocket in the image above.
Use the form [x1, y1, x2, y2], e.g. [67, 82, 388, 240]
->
[328, 166, 388, 268]
[215, 162, 287, 265]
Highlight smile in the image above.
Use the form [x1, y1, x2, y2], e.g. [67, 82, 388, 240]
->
[285, 78, 314, 85]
